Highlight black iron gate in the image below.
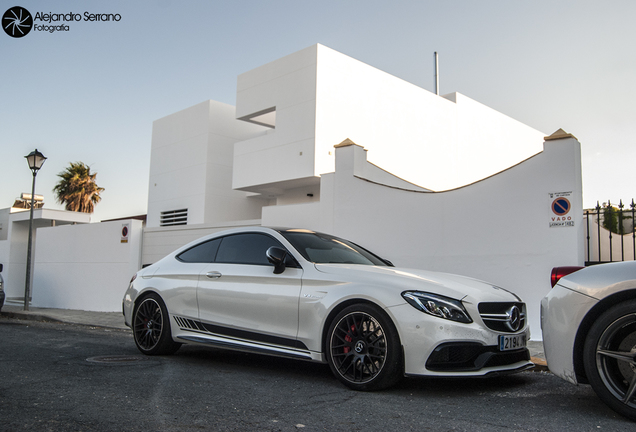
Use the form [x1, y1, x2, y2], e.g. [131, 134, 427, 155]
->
[585, 199, 636, 265]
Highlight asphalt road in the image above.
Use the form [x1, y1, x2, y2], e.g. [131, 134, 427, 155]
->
[0, 317, 634, 431]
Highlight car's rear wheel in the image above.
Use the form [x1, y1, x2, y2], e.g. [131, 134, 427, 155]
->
[133, 293, 181, 355]
[327, 303, 402, 391]
[583, 299, 636, 421]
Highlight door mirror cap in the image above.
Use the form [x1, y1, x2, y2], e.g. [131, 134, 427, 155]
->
[266, 247, 287, 274]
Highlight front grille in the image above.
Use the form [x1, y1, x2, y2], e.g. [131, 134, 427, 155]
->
[478, 302, 526, 333]
[426, 342, 530, 372]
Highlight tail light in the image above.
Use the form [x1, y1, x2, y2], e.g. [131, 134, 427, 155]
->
[550, 266, 584, 288]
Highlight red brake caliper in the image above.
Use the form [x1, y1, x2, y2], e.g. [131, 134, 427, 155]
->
[343, 324, 355, 353]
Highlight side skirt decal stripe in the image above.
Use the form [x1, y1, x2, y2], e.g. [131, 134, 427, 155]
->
[173, 315, 309, 351]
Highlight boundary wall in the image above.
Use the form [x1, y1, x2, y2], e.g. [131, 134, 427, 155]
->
[32, 219, 143, 312]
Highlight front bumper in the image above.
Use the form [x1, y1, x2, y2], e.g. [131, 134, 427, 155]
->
[389, 303, 532, 377]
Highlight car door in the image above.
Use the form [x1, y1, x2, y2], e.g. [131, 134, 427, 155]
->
[150, 237, 226, 322]
[196, 232, 303, 348]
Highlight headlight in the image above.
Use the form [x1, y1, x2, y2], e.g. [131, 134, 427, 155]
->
[401, 291, 472, 323]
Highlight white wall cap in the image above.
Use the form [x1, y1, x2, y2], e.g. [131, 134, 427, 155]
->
[8, 208, 91, 224]
[544, 128, 578, 141]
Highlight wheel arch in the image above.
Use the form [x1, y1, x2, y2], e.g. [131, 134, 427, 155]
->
[129, 288, 164, 324]
[320, 298, 403, 358]
[572, 287, 636, 383]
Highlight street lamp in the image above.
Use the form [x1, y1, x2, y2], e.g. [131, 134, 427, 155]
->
[24, 149, 47, 311]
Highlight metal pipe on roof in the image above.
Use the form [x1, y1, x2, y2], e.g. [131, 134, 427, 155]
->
[434, 52, 439, 95]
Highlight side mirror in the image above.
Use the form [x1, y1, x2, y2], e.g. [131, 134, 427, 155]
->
[0, 263, 3, 272]
[266, 247, 287, 274]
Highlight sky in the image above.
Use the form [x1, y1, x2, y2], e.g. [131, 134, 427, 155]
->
[1, 0, 635, 222]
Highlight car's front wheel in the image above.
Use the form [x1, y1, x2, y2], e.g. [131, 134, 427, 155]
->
[133, 293, 181, 355]
[327, 303, 402, 391]
[583, 299, 636, 421]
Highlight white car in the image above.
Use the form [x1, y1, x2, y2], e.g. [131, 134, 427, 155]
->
[123, 227, 532, 390]
[541, 261, 636, 420]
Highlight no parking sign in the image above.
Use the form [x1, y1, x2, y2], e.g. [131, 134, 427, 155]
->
[121, 223, 129, 243]
[549, 191, 574, 228]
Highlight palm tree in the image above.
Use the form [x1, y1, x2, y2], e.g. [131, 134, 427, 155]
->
[53, 162, 105, 213]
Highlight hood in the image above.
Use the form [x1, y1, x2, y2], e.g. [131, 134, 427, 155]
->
[313, 264, 522, 304]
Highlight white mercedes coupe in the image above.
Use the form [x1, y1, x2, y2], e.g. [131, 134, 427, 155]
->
[123, 227, 532, 390]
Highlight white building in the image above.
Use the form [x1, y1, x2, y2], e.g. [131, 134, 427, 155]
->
[147, 44, 547, 233]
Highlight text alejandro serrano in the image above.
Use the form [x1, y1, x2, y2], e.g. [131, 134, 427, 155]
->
[34, 12, 122, 22]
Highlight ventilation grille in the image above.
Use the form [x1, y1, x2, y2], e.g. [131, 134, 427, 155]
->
[160, 209, 187, 226]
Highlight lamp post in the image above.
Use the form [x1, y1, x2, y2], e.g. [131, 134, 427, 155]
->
[24, 149, 47, 311]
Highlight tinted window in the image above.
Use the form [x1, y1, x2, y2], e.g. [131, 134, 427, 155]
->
[281, 231, 388, 265]
[177, 238, 221, 263]
[215, 233, 287, 266]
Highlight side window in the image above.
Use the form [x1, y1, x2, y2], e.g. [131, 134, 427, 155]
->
[176, 238, 222, 263]
[215, 233, 286, 266]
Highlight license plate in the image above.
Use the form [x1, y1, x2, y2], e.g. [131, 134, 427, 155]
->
[499, 333, 526, 351]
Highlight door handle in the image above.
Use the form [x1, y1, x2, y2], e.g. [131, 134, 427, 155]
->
[206, 271, 222, 279]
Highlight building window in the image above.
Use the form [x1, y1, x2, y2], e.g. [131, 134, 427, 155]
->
[160, 209, 188, 226]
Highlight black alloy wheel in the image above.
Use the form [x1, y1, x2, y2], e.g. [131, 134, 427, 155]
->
[584, 300, 636, 421]
[327, 303, 402, 391]
[133, 293, 181, 355]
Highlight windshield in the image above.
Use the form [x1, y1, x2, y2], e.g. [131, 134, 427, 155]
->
[280, 230, 390, 266]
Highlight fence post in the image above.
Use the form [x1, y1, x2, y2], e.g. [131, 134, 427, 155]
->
[631, 198, 636, 261]
[619, 200, 625, 261]
[586, 208, 591, 263]
[609, 200, 614, 262]
[596, 202, 602, 262]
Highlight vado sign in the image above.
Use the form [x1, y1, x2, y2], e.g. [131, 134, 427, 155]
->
[121, 223, 129, 243]
[549, 191, 574, 228]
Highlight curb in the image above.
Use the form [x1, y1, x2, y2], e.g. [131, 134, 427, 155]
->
[531, 356, 549, 372]
[1, 310, 64, 324]
[0, 310, 129, 331]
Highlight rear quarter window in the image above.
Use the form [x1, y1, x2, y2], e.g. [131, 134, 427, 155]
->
[176, 238, 222, 263]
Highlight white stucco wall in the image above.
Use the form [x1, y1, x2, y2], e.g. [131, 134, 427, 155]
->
[263, 138, 584, 337]
[32, 219, 143, 311]
[0, 208, 91, 303]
